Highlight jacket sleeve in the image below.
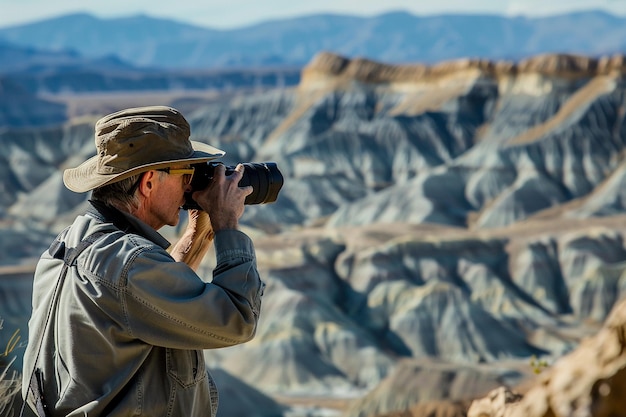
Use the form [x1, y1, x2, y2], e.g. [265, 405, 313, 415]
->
[122, 229, 264, 349]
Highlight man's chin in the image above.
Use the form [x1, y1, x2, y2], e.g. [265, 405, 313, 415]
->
[169, 211, 180, 227]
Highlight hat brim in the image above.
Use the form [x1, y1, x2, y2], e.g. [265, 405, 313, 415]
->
[63, 140, 225, 193]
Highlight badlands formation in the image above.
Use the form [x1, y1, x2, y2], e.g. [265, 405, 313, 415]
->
[3, 51, 626, 416]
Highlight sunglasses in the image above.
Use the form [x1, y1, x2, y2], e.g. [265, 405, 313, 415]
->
[127, 167, 195, 196]
[156, 167, 195, 186]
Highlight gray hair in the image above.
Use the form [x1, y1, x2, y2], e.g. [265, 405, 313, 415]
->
[91, 171, 166, 212]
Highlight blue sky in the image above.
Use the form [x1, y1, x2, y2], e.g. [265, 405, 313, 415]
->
[1, 0, 626, 29]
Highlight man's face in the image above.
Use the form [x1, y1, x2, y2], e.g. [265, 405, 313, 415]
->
[143, 165, 194, 230]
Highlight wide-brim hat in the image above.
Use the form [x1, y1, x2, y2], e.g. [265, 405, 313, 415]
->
[63, 106, 225, 193]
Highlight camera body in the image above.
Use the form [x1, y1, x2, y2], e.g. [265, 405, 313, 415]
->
[183, 161, 284, 209]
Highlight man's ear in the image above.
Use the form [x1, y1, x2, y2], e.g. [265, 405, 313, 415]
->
[139, 170, 158, 195]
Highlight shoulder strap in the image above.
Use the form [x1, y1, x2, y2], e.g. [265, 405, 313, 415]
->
[21, 231, 109, 417]
[48, 231, 108, 265]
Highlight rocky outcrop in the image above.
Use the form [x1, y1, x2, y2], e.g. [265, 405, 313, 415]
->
[467, 296, 626, 417]
[343, 358, 518, 417]
[299, 51, 626, 89]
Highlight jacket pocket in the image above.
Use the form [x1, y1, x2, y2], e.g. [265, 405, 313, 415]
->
[166, 348, 207, 388]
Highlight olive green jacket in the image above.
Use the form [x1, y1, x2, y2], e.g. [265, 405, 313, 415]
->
[22, 201, 264, 416]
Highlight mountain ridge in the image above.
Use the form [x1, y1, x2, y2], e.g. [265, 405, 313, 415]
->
[300, 51, 626, 87]
[1, 10, 625, 69]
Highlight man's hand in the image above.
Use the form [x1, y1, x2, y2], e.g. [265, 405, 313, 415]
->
[191, 163, 252, 231]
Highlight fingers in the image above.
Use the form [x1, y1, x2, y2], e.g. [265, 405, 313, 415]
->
[234, 163, 248, 174]
[211, 164, 251, 198]
[231, 164, 253, 197]
[190, 163, 250, 230]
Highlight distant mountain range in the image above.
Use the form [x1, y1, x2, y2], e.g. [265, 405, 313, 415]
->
[0, 10, 625, 70]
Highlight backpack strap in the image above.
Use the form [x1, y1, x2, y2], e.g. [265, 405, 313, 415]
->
[21, 231, 109, 417]
[48, 231, 107, 265]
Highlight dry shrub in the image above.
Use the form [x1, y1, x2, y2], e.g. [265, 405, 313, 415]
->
[0, 356, 21, 417]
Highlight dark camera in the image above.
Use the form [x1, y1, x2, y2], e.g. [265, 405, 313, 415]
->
[183, 162, 284, 209]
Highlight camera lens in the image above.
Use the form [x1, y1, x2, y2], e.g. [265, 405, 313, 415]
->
[239, 162, 283, 205]
[183, 161, 283, 210]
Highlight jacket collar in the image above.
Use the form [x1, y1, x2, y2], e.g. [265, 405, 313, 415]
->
[86, 199, 171, 249]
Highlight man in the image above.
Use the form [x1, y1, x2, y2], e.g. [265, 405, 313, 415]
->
[21, 106, 264, 416]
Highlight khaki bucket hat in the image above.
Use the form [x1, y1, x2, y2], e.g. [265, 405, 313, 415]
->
[63, 106, 225, 193]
